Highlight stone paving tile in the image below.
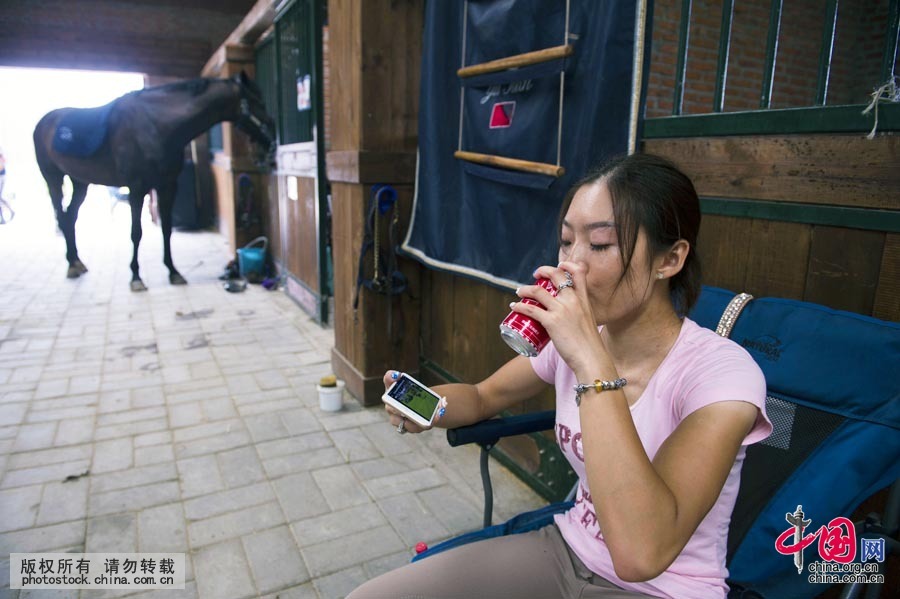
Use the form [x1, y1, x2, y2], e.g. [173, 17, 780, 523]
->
[192, 539, 257, 599]
[377, 491, 452, 547]
[311, 464, 370, 511]
[278, 408, 322, 436]
[199, 398, 237, 421]
[0, 402, 27, 427]
[255, 431, 332, 460]
[134, 443, 175, 467]
[176, 455, 224, 499]
[290, 504, 386, 548]
[138, 503, 188, 553]
[1, 459, 92, 489]
[89, 481, 181, 517]
[92, 438, 134, 474]
[90, 462, 178, 494]
[86, 512, 138, 553]
[259, 582, 318, 599]
[418, 485, 483, 536]
[168, 402, 205, 429]
[329, 428, 381, 463]
[242, 525, 309, 595]
[244, 412, 290, 443]
[35, 478, 89, 527]
[216, 446, 266, 489]
[312, 566, 369, 599]
[95, 418, 169, 442]
[363, 467, 446, 500]
[134, 431, 172, 448]
[0, 484, 42, 532]
[31, 393, 98, 413]
[0, 520, 85, 554]
[188, 501, 284, 548]
[54, 416, 96, 447]
[8, 443, 93, 470]
[272, 473, 330, 522]
[363, 549, 412, 580]
[301, 525, 405, 578]
[25, 406, 95, 424]
[173, 430, 252, 460]
[262, 447, 345, 479]
[182, 482, 275, 521]
[96, 406, 167, 428]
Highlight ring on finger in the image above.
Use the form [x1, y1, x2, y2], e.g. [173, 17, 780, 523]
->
[397, 419, 407, 434]
[557, 278, 575, 292]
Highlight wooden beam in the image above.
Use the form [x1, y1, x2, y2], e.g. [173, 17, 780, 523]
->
[454, 151, 564, 177]
[202, 0, 277, 75]
[457, 44, 574, 78]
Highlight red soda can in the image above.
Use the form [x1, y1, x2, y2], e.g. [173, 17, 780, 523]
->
[499, 278, 556, 357]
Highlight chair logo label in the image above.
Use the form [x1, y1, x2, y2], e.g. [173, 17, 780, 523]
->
[773, 505, 884, 585]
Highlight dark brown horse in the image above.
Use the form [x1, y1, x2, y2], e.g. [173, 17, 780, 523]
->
[33, 73, 275, 291]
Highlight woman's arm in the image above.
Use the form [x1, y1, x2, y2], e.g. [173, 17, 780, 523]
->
[577, 385, 757, 582]
[382, 355, 549, 433]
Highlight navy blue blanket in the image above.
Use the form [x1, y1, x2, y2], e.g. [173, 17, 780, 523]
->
[402, 0, 647, 289]
[52, 100, 117, 157]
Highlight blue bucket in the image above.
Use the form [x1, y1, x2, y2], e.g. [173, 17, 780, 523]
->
[237, 236, 267, 277]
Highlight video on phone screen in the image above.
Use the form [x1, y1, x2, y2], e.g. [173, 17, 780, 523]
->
[388, 377, 438, 419]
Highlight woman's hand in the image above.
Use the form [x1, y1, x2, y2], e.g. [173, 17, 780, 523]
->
[511, 262, 609, 374]
[382, 370, 446, 434]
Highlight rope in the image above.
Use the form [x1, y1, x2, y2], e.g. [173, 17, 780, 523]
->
[862, 76, 900, 140]
[556, 0, 571, 167]
[458, 1, 469, 152]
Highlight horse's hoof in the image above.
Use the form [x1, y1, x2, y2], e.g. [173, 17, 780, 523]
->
[66, 266, 82, 279]
[170, 273, 188, 285]
[72, 260, 88, 274]
[130, 280, 148, 292]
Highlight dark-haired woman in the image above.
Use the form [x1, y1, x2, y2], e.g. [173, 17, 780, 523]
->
[349, 153, 772, 599]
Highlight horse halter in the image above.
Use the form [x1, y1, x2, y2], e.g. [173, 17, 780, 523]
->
[239, 99, 266, 130]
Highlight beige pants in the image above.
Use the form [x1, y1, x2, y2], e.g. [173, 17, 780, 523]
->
[347, 524, 655, 599]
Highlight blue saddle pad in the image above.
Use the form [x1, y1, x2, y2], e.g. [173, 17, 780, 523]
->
[52, 101, 116, 157]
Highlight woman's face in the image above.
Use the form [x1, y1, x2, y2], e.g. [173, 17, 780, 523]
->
[559, 180, 656, 325]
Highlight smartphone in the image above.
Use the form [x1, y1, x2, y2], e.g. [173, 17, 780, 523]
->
[382, 373, 442, 428]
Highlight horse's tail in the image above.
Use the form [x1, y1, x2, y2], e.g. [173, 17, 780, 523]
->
[33, 111, 66, 205]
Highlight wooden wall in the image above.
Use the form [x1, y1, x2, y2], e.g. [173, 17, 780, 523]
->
[328, 0, 424, 405]
[645, 133, 900, 322]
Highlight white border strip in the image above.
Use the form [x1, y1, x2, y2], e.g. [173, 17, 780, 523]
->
[400, 151, 526, 291]
[629, 0, 648, 155]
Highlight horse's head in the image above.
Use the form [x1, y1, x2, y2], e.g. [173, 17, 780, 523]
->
[232, 72, 277, 168]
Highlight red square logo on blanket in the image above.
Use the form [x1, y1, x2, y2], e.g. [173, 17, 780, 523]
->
[489, 101, 515, 129]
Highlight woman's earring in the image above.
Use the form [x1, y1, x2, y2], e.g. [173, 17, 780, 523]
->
[657, 272, 664, 280]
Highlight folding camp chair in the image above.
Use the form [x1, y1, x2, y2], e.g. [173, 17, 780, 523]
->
[414, 286, 900, 599]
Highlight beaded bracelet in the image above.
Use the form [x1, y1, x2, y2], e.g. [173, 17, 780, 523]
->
[574, 377, 627, 406]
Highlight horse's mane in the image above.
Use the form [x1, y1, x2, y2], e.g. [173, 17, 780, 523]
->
[134, 78, 216, 98]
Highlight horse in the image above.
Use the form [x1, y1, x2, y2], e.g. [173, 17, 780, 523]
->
[33, 72, 276, 291]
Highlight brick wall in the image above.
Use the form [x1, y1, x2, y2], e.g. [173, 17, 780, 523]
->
[646, 0, 896, 117]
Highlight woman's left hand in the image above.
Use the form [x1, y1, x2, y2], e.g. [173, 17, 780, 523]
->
[512, 262, 608, 373]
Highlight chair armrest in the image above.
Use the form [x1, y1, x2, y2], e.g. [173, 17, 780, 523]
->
[446, 410, 556, 448]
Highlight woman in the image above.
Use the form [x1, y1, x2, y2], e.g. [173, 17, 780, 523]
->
[349, 153, 772, 599]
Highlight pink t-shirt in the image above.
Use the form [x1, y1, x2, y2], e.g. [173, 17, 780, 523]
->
[530, 318, 772, 599]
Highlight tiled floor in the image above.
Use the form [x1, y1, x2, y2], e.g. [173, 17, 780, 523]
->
[0, 191, 544, 598]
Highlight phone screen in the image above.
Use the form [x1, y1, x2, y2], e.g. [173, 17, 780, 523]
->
[386, 376, 439, 419]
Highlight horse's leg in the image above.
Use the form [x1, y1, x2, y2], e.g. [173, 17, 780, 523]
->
[156, 180, 186, 285]
[128, 190, 148, 292]
[65, 180, 90, 276]
[37, 160, 82, 278]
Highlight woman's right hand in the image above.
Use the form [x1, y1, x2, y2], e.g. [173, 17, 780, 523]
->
[382, 370, 431, 434]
